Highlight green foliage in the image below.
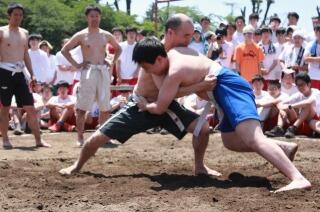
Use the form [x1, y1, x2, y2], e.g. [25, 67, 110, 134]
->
[0, 0, 138, 53]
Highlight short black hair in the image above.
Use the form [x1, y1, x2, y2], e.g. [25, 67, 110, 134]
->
[125, 26, 137, 34]
[249, 13, 259, 20]
[200, 16, 211, 23]
[28, 33, 42, 41]
[7, 3, 24, 15]
[215, 27, 227, 37]
[260, 25, 272, 34]
[287, 12, 299, 20]
[268, 80, 281, 89]
[276, 27, 286, 35]
[226, 23, 236, 30]
[235, 16, 245, 23]
[251, 74, 264, 83]
[269, 15, 281, 24]
[314, 25, 320, 32]
[286, 27, 294, 35]
[112, 27, 124, 35]
[85, 5, 101, 16]
[132, 37, 167, 64]
[165, 16, 182, 33]
[138, 29, 147, 36]
[295, 72, 311, 84]
[254, 28, 262, 35]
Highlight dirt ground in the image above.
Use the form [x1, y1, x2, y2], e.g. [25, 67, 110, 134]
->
[0, 131, 319, 212]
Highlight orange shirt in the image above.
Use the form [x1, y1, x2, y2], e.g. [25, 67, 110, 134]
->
[234, 42, 264, 81]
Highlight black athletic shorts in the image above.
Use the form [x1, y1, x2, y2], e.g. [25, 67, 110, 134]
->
[99, 98, 199, 143]
[0, 68, 34, 107]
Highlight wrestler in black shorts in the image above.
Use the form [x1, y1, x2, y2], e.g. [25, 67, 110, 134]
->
[99, 96, 198, 143]
[0, 68, 34, 107]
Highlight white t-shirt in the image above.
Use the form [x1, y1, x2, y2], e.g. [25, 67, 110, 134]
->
[188, 41, 205, 55]
[119, 41, 138, 80]
[259, 42, 281, 80]
[28, 49, 51, 83]
[254, 90, 271, 101]
[47, 54, 56, 82]
[219, 41, 234, 68]
[55, 51, 76, 85]
[71, 46, 83, 81]
[281, 83, 299, 96]
[279, 46, 305, 68]
[47, 95, 76, 105]
[287, 89, 320, 112]
[304, 41, 320, 80]
[232, 31, 244, 45]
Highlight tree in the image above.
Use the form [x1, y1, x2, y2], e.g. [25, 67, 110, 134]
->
[126, 0, 131, 15]
[260, 0, 275, 26]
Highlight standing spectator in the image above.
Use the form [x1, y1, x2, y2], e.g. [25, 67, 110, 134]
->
[47, 81, 76, 132]
[200, 16, 211, 34]
[287, 12, 299, 26]
[269, 15, 281, 43]
[54, 39, 75, 91]
[232, 16, 245, 45]
[117, 26, 139, 85]
[254, 28, 262, 44]
[204, 31, 216, 45]
[39, 40, 56, 84]
[259, 26, 281, 88]
[137, 29, 147, 42]
[279, 30, 307, 73]
[0, 3, 50, 148]
[249, 13, 259, 29]
[61, 5, 121, 146]
[304, 25, 320, 89]
[225, 23, 236, 43]
[188, 25, 206, 55]
[275, 27, 288, 53]
[234, 25, 264, 81]
[28, 34, 52, 84]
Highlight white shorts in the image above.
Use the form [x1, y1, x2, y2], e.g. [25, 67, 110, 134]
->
[76, 64, 111, 112]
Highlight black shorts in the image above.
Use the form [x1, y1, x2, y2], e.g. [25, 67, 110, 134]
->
[0, 68, 34, 107]
[99, 98, 199, 143]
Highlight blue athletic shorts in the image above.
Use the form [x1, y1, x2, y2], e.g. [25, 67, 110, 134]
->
[212, 68, 260, 133]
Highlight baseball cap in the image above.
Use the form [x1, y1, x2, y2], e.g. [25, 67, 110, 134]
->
[243, 25, 255, 34]
[292, 30, 305, 39]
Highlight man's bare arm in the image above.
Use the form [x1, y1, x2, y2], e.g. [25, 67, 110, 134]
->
[23, 32, 34, 77]
[142, 73, 181, 114]
[61, 34, 82, 69]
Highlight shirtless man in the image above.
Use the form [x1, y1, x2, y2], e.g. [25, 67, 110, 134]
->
[0, 3, 50, 149]
[133, 37, 311, 192]
[59, 14, 220, 177]
[61, 5, 121, 146]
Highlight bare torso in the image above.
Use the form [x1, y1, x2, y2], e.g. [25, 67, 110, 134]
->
[0, 25, 28, 62]
[134, 69, 159, 102]
[77, 28, 111, 65]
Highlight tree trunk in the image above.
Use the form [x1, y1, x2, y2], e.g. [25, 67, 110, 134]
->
[126, 0, 131, 16]
[114, 0, 119, 11]
[261, 0, 274, 26]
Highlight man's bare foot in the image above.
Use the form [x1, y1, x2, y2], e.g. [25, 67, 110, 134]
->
[59, 164, 79, 175]
[36, 140, 51, 148]
[195, 165, 222, 177]
[273, 178, 311, 193]
[281, 143, 298, 161]
[3, 140, 13, 149]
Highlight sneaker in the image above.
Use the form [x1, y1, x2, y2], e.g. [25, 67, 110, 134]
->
[49, 123, 62, 133]
[159, 128, 169, 135]
[146, 127, 161, 134]
[265, 126, 285, 137]
[284, 126, 297, 139]
[24, 124, 32, 134]
[63, 123, 76, 132]
[311, 131, 320, 138]
[13, 129, 24, 136]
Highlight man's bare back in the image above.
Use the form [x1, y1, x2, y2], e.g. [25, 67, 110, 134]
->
[0, 25, 28, 62]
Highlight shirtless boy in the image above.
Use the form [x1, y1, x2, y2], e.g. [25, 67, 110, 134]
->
[133, 37, 311, 193]
[0, 3, 50, 149]
[59, 14, 220, 177]
[61, 5, 121, 146]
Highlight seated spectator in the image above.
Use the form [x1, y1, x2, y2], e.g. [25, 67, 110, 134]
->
[110, 89, 131, 113]
[46, 81, 76, 132]
[84, 103, 99, 130]
[266, 72, 320, 138]
[281, 68, 298, 96]
[38, 85, 53, 129]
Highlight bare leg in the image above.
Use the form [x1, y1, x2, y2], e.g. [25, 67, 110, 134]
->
[98, 111, 109, 125]
[235, 119, 310, 192]
[0, 106, 12, 149]
[76, 109, 86, 146]
[309, 119, 320, 133]
[221, 132, 298, 161]
[187, 120, 221, 176]
[24, 106, 51, 147]
[59, 131, 109, 175]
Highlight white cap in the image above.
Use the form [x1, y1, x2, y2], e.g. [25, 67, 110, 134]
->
[282, 68, 295, 74]
[292, 30, 305, 39]
[243, 25, 255, 34]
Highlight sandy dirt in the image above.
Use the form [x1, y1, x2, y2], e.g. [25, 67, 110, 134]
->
[0, 131, 319, 212]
